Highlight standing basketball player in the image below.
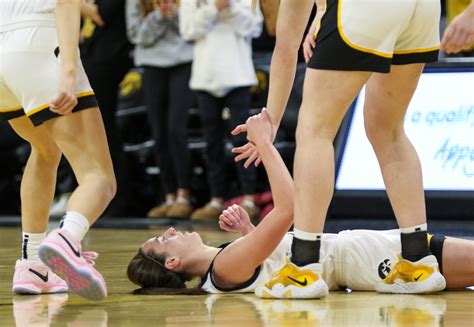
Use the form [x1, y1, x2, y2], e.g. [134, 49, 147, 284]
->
[1, 0, 115, 301]
[233, 0, 446, 298]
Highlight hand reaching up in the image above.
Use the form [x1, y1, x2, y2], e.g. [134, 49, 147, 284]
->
[231, 108, 274, 168]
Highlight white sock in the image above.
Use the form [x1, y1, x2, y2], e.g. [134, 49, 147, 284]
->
[176, 197, 190, 205]
[60, 211, 90, 241]
[400, 223, 427, 234]
[241, 199, 256, 208]
[22, 232, 46, 261]
[294, 228, 322, 241]
[209, 200, 223, 209]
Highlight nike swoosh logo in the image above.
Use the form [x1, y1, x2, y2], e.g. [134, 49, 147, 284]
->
[414, 273, 424, 281]
[29, 269, 49, 282]
[58, 233, 81, 257]
[287, 276, 308, 286]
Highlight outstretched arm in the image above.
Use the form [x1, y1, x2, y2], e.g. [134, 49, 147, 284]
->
[232, 0, 315, 167]
[51, 0, 83, 115]
[214, 109, 294, 285]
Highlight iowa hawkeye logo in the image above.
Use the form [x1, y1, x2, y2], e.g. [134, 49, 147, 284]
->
[378, 259, 392, 279]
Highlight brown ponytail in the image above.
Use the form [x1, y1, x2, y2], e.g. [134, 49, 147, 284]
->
[127, 249, 207, 295]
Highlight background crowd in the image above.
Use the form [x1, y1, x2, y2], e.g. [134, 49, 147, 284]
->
[0, 0, 472, 220]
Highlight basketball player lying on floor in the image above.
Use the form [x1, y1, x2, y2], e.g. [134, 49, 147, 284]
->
[127, 109, 474, 296]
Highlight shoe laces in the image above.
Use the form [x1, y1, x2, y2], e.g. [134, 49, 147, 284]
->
[271, 262, 292, 279]
[82, 251, 99, 266]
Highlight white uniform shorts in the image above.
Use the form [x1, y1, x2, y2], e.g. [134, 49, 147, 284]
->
[333, 229, 445, 291]
[309, 0, 441, 73]
[0, 25, 97, 126]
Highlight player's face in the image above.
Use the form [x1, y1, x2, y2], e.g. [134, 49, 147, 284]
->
[141, 227, 203, 258]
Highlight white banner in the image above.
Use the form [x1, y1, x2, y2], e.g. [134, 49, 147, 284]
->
[336, 71, 474, 191]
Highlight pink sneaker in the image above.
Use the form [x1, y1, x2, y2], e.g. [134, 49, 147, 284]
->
[12, 259, 68, 295]
[38, 229, 107, 301]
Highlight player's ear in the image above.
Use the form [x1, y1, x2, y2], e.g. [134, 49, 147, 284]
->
[165, 256, 181, 270]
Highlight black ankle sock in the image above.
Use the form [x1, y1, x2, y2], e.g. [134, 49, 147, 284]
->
[291, 237, 321, 266]
[401, 231, 431, 262]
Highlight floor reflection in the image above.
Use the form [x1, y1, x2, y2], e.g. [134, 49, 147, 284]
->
[11, 291, 458, 327]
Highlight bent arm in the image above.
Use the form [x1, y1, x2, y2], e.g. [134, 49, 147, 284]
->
[56, 0, 83, 76]
[214, 140, 294, 284]
[179, 0, 218, 41]
[126, 0, 168, 46]
[223, 2, 262, 38]
[266, 0, 314, 129]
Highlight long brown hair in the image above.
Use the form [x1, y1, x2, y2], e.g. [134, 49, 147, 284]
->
[127, 249, 207, 295]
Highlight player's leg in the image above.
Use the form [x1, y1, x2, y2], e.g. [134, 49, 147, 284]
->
[441, 237, 474, 289]
[37, 108, 115, 301]
[256, 69, 371, 300]
[365, 64, 445, 293]
[9, 116, 61, 233]
[8, 115, 68, 295]
[43, 108, 116, 222]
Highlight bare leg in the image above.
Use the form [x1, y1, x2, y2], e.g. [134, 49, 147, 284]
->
[9, 116, 61, 233]
[43, 108, 116, 225]
[364, 64, 426, 228]
[442, 237, 474, 289]
[294, 69, 371, 232]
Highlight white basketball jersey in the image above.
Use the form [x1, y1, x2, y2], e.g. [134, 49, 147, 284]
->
[0, 0, 56, 32]
[200, 233, 339, 293]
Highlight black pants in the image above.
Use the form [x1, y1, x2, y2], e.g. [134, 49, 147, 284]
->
[196, 87, 257, 198]
[143, 63, 193, 194]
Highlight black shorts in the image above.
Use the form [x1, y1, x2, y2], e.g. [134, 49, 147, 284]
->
[308, 0, 441, 73]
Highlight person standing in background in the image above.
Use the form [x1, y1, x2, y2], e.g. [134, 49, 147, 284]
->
[251, 0, 278, 67]
[180, 0, 263, 221]
[126, 0, 195, 219]
[80, 0, 134, 216]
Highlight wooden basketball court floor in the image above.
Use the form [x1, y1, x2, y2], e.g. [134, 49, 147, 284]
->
[0, 226, 473, 327]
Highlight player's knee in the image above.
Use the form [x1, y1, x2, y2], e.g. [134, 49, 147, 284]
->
[30, 143, 61, 166]
[364, 118, 403, 149]
[295, 121, 336, 144]
[89, 172, 117, 202]
[103, 174, 117, 201]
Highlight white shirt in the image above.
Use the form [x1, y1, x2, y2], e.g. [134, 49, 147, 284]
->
[0, 0, 57, 33]
[179, 0, 262, 97]
[200, 233, 339, 293]
[200, 230, 409, 293]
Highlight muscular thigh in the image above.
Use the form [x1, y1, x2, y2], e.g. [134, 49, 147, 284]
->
[297, 68, 370, 139]
[364, 64, 424, 127]
[9, 115, 60, 157]
[42, 108, 114, 178]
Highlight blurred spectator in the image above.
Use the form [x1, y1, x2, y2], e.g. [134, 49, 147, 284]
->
[180, 0, 263, 220]
[126, 0, 194, 218]
[442, 0, 474, 56]
[252, 0, 278, 67]
[80, 0, 134, 216]
[0, 120, 26, 214]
